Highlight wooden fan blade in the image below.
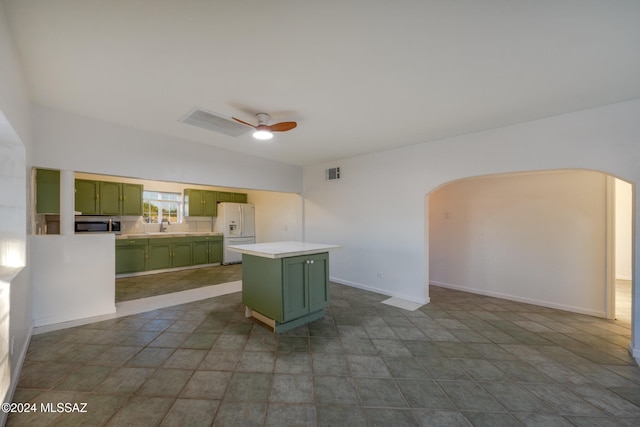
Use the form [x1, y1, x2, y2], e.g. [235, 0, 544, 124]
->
[268, 121, 297, 132]
[232, 117, 257, 128]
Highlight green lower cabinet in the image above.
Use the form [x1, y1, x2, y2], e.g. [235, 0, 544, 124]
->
[242, 252, 329, 332]
[148, 237, 193, 270]
[172, 241, 193, 268]
[210, 240, 222, 263]
[148, 242, 172, 270]
[192, 236, 223, 265]
[115, 238, 148, 274]
[116, 235, 220, 275]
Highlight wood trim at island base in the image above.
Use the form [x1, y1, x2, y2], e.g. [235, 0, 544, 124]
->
[245, 306, 276, 332]
[244, 306, 325, 334]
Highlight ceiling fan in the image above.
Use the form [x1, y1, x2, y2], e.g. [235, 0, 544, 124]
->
[232, 113, 297, 140]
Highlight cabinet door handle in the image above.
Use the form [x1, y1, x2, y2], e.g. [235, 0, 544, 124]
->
[310, 260, 315, 264]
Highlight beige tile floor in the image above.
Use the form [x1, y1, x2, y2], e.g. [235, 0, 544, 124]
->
[7, 275, 640, 426]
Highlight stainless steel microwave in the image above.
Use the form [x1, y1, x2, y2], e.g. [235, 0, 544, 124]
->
[74, 216, 121, 234]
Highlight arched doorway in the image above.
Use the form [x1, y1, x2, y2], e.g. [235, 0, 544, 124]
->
[427, 169, 631, 326]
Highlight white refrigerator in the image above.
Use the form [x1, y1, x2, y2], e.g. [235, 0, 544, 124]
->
[213, 202, 256, 264]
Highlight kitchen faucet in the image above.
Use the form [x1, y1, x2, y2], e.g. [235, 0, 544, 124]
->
[160, 219, 170, 232]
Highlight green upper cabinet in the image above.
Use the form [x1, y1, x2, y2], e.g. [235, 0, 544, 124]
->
[184, 189, 202, 216]
[36, 168, 60, 214]
[184, 189, 217, 217]
[99, 181, 121, 215]
[76, 180, 143, 216]
[216, 192, 234, 203]
[217, 191, 248, 203]
[75, 179, 100, 215]
[203, 190, 217, 216]
[121, 183, 144, 216]
[234, 193, 248, 203]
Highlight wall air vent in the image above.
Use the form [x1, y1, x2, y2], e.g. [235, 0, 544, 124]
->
[325, 167, 341, 181]
[179, 107, 252, 137]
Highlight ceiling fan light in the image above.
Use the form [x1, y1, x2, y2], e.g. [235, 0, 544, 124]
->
[253, 129, 273, 140]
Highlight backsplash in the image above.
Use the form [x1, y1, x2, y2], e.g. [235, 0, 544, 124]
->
[120, 216, 214, 235]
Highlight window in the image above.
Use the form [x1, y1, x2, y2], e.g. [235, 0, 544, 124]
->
[143, 191, 182, 224]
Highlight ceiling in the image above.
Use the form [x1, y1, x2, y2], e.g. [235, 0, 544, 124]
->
[3, 1, 640, 167]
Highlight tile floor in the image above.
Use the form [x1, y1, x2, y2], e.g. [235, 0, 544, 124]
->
[8, 282, 640, 426]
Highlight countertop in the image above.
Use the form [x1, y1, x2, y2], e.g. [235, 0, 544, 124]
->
[116, 231, 222, 239]
[227, 241, 341, 259]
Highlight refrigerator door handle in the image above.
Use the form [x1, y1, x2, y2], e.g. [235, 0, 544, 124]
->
[239, 205, 243, 236]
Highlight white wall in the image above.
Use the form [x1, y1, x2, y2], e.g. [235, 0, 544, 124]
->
[429, 170, 608, 317]
[247, 190, 303, 243]
[303, 98, 640, 355]
[0, 2, 33, 418]
[31, 234, 116, 327]
[33, 105, 302, 194]
[616, 178, 633, 281]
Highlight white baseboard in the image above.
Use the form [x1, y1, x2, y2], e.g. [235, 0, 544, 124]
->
[628, 343, 640, 366]
[429, 281, 607, 318]
[330, 276, 429, 305]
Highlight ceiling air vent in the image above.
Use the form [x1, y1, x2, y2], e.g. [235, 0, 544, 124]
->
[179, 107, 251, 137]
[325, 167, 341, 181]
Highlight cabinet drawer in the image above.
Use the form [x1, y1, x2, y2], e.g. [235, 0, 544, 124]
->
[148, 236, 190, 245]
[192, 235, 222, 242]
[116, 238, 148, 246]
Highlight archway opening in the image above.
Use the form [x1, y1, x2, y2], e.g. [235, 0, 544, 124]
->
[427, 169, 631, 327]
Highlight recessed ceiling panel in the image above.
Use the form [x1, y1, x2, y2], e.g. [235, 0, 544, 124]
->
[180, 107, 251, 137]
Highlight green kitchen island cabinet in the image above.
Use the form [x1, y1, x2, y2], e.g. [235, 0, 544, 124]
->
[228, 241, 341, 333]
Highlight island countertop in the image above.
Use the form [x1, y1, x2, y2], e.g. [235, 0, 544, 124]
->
[227, 241, 341, 259]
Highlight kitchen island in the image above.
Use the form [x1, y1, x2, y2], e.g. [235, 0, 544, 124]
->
[228, 241, 340, 333]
